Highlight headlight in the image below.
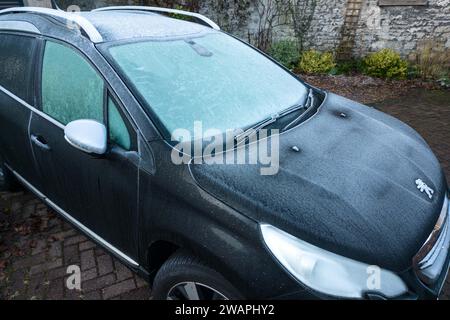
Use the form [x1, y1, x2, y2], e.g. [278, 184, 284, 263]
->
[261, 224, 408, 299]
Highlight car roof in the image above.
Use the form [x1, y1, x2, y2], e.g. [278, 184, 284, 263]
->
[80, 11, 213, 43]
[0, 7, 218, 43]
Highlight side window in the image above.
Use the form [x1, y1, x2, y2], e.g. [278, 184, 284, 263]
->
[108, 97, 131, 150]
[0, 34, 35, 104]
[41, 41, 104, 125]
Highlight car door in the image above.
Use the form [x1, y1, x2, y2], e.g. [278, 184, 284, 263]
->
[0, 33, 42, 190]
[30, 39, 140, 264]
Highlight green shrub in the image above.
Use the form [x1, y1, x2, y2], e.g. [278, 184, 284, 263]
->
[297, 50, 336, 74]
[362, 49, 408, 79]
[268, 40, 300, 69]
[407, 64, 421, 79]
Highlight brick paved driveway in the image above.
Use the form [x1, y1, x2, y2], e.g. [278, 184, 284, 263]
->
[0, 193, 150, 300]
[0, 88, 449, 300]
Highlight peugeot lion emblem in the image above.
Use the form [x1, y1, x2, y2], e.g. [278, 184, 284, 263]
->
[415, 179, 434, 200]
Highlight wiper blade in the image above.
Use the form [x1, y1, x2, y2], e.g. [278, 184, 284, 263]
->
[234, 114, 279, 142]
[282, 88, 315, 132]
[234, 94, 309, 142]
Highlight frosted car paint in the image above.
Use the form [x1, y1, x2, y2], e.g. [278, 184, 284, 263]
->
[0, 10, 448, 300]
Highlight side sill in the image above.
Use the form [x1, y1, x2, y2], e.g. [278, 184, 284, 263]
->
[5, 164, 139, 268]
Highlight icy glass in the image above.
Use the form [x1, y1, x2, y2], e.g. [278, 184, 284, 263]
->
[108, 33, 308, 136]
[108, 97, 131, 150]
[42, 42, 104, 125]
[0, 34, 35, 104]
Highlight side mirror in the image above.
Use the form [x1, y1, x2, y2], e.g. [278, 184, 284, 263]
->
[64, 119, 107, 155]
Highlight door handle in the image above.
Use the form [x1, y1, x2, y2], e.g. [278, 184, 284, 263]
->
[31, 135, 51, 151]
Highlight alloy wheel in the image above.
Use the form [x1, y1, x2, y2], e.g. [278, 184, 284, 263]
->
[167, 282, 229, 300]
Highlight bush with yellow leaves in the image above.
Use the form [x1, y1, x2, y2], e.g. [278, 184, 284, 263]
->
[297, 50, 336, 74]
[362, 49, 408, 79]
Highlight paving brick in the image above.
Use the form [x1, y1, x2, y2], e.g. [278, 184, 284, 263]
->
[82, 290, 102, 300]
[48, 241, 62, 259]
[6, 268, 28, 296]
[36, 203, 47, 211]
[80, 249, 96, 271]
[26, 272, 46, 299]
[31, 239, 47, 256]
[46, 266, 68, 281]
[64, 288, 83, 300]
[52, 229, 77, 241]
[116, 287, 151, 300]
[22, 204, 35, 219]
[64, 235, 88, 247]
[94, 247, 106, 256]
[82, 274, 116, 293]
[10, 201, 22, 213]
[30, 258, 63, 275]
[62, 222, 73, 231]
[115, 261, 133, 282]
[46, 279, 64, 300]
[63, 245, 80, 265]
[12, 252, 46, 270]
[97, 254, 114, 276]
[135, 275, 149, 289]
[79, 240, 96, 252]
[81, 268, 98, 282]
[102, 279, 136, 300]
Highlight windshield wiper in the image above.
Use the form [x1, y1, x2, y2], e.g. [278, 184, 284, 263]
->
[282, 88, 315, 132]
[234, 92, 311, 143]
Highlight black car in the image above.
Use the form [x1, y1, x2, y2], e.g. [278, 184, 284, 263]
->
[0, 6, 449, 300]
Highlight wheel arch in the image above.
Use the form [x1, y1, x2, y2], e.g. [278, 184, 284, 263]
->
[146, 239, 181, 282]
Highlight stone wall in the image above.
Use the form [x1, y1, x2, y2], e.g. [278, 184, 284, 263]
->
[353, 0, 450, 58]
[200, 0, 450, 59]
[199, 0, 346, 51]
[54, 0, 450, 59]
[303, 0, 347, 53]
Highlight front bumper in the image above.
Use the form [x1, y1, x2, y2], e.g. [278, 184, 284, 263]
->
[367, 193, 450, 300]
[268, 194, 450, 300]
[403, 193, 450, 299]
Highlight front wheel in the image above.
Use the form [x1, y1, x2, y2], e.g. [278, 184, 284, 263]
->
[152, 251, 244, 300]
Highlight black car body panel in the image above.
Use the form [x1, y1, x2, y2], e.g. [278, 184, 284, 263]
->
[0, 8, 448, 300]
[190, 93, 447, 273]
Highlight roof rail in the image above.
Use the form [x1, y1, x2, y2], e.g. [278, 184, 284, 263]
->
[0, 7, 103, 42]
[92, 6, 220, 31]
[0, 19, 41, 34]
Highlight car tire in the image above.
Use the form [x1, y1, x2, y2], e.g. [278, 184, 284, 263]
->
[152, 250, 244, 300]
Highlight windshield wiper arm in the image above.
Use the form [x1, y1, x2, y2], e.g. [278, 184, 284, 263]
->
[234, 98, 308, 143]
[282, 88, 315, 132]
[234, 114, 279, 142]
[234, 90, 314, 143]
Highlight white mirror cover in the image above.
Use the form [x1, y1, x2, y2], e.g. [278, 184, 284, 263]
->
[64, 119, 107, 155]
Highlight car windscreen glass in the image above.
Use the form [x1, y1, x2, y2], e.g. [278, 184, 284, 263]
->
[106, 32, 308, 140]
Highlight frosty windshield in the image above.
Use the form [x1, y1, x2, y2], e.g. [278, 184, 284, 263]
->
[107, 32, 308, 136]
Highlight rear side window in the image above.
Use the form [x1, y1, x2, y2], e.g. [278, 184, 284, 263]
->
[0, 34, 36, 104]
[41, 41, 104, 125]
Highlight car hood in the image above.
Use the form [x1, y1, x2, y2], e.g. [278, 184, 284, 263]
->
[190, 93, 447, 272]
